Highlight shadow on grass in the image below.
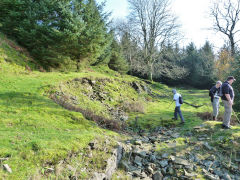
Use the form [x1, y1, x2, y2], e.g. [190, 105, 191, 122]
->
[0, 92, 58, 109]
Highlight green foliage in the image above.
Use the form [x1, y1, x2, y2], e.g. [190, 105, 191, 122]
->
[0, 0, 111, 70]
[154, 44, 189, 84]
[233, 54, 240, 111]
[182, 41, 216, 88]
[108, 40, 129, 73]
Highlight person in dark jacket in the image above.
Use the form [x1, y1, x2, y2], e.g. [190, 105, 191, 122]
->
[221, 76, 236, 129]
[209, 81, 222, 120]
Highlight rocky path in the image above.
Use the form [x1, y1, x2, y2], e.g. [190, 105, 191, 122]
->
[116, 125, 240, 180]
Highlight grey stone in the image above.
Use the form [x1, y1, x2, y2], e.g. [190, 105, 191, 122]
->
[133, 150, 147, 158]
[141, 172, 148, 178]
[153, 171, 163, 180]
[3, 164, 12, 173]
[90, 173, 106, 180]
[132, 169, 142, 177]
[120, 115, 129, 121]
[149, 163, 156, 170]
[105, 145, 123, 179]
[207, 155, 216, 161]
[174, 157, 190, 166]
[143, 178, 152, 180]
[131, 82, 143, 93]
[203, 160, 214, 170]
[161, 167, 167, 176]
[203, 169, 220, 180]
[169, 155, 176, 161]
[66, 165, 75, 172]
[193, 154, 201, 163]
[203, 142, 213, 151]
[163, 177, 171, 180]
[184, 132, 193, 136]
[88, 152, 93, 158]
[134, 156, 143, 166]
[174, 165, 183, 169]
[184, 169, 196, 177]
[167, 142, 177, 148]
[46, 168, 54, 173]
[159, 160, 168, 168]
[120, 161, 130, 171]
[222, 173, 232, 180]
[146, 166, 154, 175]
[88, 141, 96, 150]
[185, 164, 194, 171]
[167, 167, 174, 175]
[150, 155, 157, 163]
[213, 168, 223, 177]
[233, 175, 240, 180]
[133, 178, 141, 180]
[149, 136, 157, 143]
[171, 133, 180, 138]
[134, 140, 142, 146]
[162, 153, 169, 159]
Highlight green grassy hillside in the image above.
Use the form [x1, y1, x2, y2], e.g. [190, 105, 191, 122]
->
[0, 34, 121, 179]
[0, 33, 239, 179]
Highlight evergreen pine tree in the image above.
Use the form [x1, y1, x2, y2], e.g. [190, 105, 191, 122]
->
[108, 40, 129, 73]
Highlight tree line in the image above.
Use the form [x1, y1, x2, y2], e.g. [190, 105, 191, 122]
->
[0, 0, 128, 72]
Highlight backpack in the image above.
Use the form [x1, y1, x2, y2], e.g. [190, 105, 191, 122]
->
[179, 95, 183, 104]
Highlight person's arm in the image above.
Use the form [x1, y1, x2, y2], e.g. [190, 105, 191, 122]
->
[173, 96, 176, 101]
[225, 94, 233, 106]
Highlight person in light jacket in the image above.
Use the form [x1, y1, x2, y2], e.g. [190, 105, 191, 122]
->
[209, 81, 222, 120]
[172, 89, 184, 124]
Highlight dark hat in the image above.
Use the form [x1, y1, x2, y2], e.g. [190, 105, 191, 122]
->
[227, 76, 236, 81]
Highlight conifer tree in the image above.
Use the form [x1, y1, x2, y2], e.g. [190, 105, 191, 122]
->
[108, 40, 129, 73]
[0, 0, 111, 70]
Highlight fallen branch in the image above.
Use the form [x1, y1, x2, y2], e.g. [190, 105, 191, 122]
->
[184, 101, 204, 108]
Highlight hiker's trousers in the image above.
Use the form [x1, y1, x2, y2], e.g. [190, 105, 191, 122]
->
[174, 106, 184, 122]
[212, 98, 220, 117]
[222, 100, 232, 127]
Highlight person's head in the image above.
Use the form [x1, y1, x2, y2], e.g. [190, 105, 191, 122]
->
[172, 89, 177, 94]
[216, 81, 222, 88]
[227, 76, 236, 85]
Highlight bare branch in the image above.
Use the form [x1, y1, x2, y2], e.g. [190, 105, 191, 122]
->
[209, 0, 240, 55]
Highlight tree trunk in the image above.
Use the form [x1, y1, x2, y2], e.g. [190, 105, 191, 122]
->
[229, 35, 235, 56]
[147, 61, 153, 81]
[77, 60, 80, 71]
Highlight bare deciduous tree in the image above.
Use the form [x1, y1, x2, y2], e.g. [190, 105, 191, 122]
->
[128, 0, 180, 81]
[113, 19, 141, 74]
[210, 0, 240, 55]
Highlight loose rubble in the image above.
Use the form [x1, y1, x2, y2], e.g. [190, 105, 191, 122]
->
[117, 126, 240, 180]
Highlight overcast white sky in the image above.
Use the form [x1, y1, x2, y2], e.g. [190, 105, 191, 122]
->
[96, 0, 226, 50]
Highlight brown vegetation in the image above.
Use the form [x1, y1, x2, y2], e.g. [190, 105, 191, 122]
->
[122, 101, 145, 113]
[197, 112, 239, 125]
[50, 94, 126, 131]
